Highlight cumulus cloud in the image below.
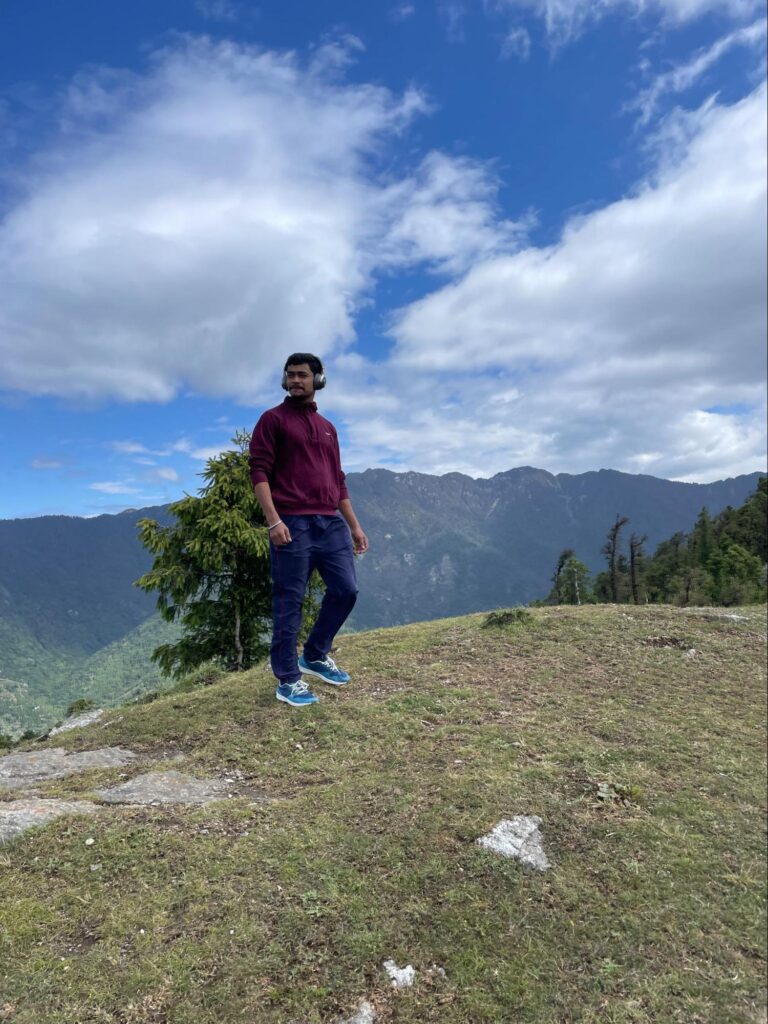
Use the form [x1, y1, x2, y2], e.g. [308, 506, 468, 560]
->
[0, 38, 515, 404]
[343, 84, 767, 481]
[380, 152, 532, 275]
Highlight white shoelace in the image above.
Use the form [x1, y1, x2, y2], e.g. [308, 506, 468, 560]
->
[321, 656, 338, 671]
[288, 680, 312, 695]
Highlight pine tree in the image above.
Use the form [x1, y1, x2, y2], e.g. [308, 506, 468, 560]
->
[707, 540, 764, 606]
[136, 430, 274, 678]
[715, 477, 767, 562]
[549, 548, 575, 604]
[559, 555, 591, 605]
[690, 508, 713, 567]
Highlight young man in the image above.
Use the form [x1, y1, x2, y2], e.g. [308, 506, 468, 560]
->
[249, 354, 368, 707]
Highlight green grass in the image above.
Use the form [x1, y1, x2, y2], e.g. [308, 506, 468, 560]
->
[1, 605, 766, 1023]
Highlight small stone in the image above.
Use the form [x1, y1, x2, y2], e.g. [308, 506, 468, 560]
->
[383, 959, 415, 988]
[477, 816, 551, 871]
[337, 1000, 376, 1024]
[85, 837, 95, 847]
[90, 863, 102, 872]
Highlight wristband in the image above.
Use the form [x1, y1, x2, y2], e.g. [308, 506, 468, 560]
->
[267, 520, 283, 531]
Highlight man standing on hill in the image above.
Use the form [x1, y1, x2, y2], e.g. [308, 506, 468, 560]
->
[249, 353, 368, 708]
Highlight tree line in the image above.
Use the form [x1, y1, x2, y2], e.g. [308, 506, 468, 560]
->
[542, 477, 767, 607]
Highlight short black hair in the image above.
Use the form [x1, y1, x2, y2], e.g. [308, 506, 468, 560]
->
[284, 352, 323, 376]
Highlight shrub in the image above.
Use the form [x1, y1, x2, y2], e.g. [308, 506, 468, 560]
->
[65, 698, 97, 718]
[482, 607, 533, 629]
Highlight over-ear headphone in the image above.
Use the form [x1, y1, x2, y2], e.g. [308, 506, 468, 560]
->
[281, 364, 326, 391]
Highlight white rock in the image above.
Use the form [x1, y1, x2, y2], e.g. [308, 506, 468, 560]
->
[477, 816, 551, 871]
[383, 959, 416, 988]
[338, 999, 376, 1024]
[49, 710, 105, 736]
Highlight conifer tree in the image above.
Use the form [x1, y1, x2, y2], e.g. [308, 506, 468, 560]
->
[549, 548, 575, 604]
[136, 430, 273, 678]
[690, 508, 713, 567]
[559, 555, 591, 605]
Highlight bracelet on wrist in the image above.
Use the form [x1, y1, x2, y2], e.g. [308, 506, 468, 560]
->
[267, 520, 283, 531]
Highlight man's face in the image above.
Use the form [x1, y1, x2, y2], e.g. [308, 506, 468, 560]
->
[285, 363, 314, 399]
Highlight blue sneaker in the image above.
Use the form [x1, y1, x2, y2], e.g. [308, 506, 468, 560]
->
[298, 654, 351, 686]
[276, 680, 319, 707]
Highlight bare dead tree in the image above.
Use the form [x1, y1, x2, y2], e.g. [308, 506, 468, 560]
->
[602, 515, 630, 603]
[629, 532, 647, 604]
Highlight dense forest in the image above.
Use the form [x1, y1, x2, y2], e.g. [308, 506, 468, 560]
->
[543, 478, 767, 607]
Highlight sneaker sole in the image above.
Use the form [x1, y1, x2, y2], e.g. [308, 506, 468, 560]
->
[276, 691, 319, 707]
[299, 666, 349, 686]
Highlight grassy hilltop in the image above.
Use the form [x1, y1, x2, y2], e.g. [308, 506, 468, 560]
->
[1, 604, 766, 1023]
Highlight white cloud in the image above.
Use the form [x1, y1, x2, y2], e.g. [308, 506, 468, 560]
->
[439, 1, 467, 40]
[631, 19, 767, 124]
[390, 4, 417, 21]
[30, 457, 65, 470]
[326, 85, 766, 482]
[89, 481, 140, 494]
[150, 467, 180, 482]
[109, 440, 151, 455]
[380, 152, 531, 275]
[195, 0, 240, 22]
[189, 444, 230, 461]
[487, 0, 764, 45]
[500, 27, 532, 59]
[0, 38, 511, 404]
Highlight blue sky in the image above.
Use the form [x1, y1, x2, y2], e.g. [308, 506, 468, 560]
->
[0, 0, 765, 519]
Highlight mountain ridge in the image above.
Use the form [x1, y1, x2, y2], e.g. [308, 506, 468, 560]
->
[0, 465, 763, 732]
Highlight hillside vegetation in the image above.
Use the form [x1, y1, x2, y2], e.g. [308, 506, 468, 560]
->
[0, 617, 181, 738]
[1, 604, 765, 1023]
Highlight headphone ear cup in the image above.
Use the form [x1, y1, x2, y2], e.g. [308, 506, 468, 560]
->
[281, 371, 289, 391]
[314, 373, 326, 390]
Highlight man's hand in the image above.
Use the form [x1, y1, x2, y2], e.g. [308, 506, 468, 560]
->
[270, 522, 292, 547]
[351, 527, 368, 554]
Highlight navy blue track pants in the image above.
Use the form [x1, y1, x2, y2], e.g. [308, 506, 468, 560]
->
[269, 514, 358, 684]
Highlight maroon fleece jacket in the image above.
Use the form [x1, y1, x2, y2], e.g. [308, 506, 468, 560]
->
[249, 397, 350, 515]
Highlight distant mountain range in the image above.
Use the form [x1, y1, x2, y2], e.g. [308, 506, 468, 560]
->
[347, 467, 764, 627]
[0, 467, 763, 733]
